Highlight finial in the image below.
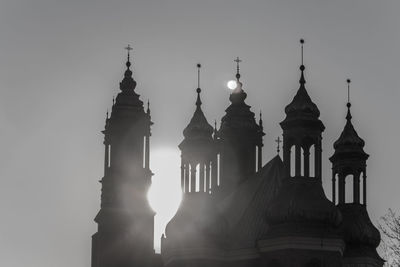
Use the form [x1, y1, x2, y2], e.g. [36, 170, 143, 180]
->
[259, 110, 263, 127]
[275, 136, 282, 154]
[196, 63, 201, 93]
[106, 110, 109, 120]
[112, 96, 115, 105]
[125, 44, 133, 68]
[214, 119, 217, 129]
[346, 79, 352, 121]
[195, 64, 202, 107]
[234, 57, 242, 80]
[147, 99, 150, 114]
[299, 39, 306, 86]
[300, 39, 304, 66]
[347, 78, 351, 105]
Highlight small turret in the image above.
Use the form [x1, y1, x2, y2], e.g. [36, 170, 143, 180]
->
[330, 80, 383, 267]
[217, 57, 264, 197]
[179, 64, 217, 194]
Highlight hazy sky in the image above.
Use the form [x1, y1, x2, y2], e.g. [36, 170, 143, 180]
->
[1, 1, 400, 267]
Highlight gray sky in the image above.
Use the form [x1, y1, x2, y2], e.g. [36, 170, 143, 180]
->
[1, 1, 399, 267]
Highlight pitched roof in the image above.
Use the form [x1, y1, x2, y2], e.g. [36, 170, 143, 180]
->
[218, 156, 285, 248]
[284, 66, 320, 119]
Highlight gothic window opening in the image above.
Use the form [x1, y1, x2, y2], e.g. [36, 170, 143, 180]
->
[345, 174, 354, 203]
[309, 144, 315, 177]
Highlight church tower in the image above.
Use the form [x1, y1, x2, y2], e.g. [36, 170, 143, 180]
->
[179, 64, 217, 195]
[216, 58, 264, 197]
[264, 40, 343, 267]
[280, 40, 324, 180]
[330, 80, 383, 267]
[91, 47, 157, 267]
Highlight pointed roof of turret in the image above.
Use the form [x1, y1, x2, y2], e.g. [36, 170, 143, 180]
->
[219, 58, 262, 136]
[331, 80, 368, 159]
[284, 65, 320, 118]
[284, 40, 320, 119]
[182, 64, 213, 140]
[114, 45, 143, 108]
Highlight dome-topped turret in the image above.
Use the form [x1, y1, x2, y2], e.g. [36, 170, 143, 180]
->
[182, 87, 213, 141]
[216, 58, 264, 197]
[113, 51, 143, 109]
[284, 65, 320, 119]
[331, 102, 368, 158]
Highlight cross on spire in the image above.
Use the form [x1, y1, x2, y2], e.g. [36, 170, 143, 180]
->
[275, 136, 282, 154]
[234, 57, 242, 80]
[125, 44, 133, 65]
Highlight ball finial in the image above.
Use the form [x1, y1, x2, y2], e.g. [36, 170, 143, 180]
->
[347, 79, 351, 84]
[197, 63, 201, 68]
[300, 39, 304, 44]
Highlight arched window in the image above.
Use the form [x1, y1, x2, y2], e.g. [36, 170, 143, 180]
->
[345, 174, 354, 203]
[195, 163, 200, 192]
[309, 144, 315, 177]
[290, 145, 296, 177]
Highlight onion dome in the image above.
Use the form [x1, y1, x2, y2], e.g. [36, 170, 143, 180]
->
[339, 204, 380, 249]
[331, 102, 368, 160]
[266, 178, 342, 230]
[339, 204, 383, 263]
[219, 58, 261, 136]
[113, 49, 143, 109]
[284, 65, 320, 119]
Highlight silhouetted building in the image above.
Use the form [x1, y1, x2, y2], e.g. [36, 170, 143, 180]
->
[92, 42, 384, 267]
[92, 48, 161, 267]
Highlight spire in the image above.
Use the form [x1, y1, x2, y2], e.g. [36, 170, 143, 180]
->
[229, 57, 247, 103]
[284, 39, 320, 118]
[299, 39, 306, 86]
[120, 44, 137, 92]
[275, 136, 282, 154]
[259, 110, 263, 129]
[181, 63, 213, 139]
[125, 44, 133, 68]
[196, 63, 202, 108]
[235, 56, 242, 81]
[147, 99, 151, 115]
[332, 79, 366, 153]
[346, 79, 352, 121]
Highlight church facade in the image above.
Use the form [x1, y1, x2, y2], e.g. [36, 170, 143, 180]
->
[91, 43, 384, 267]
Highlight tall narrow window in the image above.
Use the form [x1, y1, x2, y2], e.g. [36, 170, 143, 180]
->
[300, 147, 305, 176]
[108, 145, 111, 167]
[143, 136, 146, 168]
[345, 174, 354, 203]
[195, 164, 200, 192]
[290, 145, 296, 177]
[217, 154, 221, 186]
[309, 145, 315, 177]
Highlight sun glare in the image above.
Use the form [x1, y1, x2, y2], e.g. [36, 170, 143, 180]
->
[227, 80, 237, 90]
[147, 147, 182, 252]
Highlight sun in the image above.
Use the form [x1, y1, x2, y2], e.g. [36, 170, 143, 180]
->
[227, 80, 237, 90]
[147, 147, 182, 251]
